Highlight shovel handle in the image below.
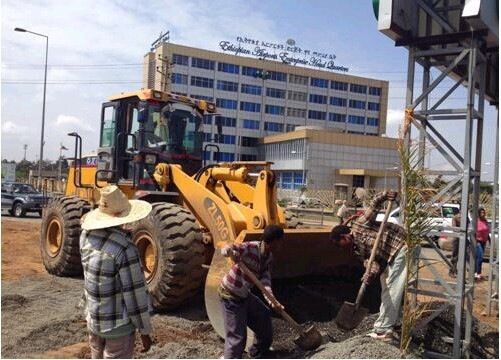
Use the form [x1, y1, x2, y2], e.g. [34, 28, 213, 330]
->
[354, 198, 394, 308]
[238, 262, 302, 330]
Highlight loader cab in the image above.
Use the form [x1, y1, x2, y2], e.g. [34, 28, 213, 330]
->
[96, 90, 211, 188]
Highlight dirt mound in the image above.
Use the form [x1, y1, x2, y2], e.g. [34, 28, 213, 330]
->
[311, 335, 401, 359]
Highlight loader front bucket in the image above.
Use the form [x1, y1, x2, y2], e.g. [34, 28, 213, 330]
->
[205, 228, 358, 339]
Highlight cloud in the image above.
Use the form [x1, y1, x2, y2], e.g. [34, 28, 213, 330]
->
[54, 115, 94, 132]
[2, 121, 29, 135]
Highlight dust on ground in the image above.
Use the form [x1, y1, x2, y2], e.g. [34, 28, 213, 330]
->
[1, 216, 498, 358]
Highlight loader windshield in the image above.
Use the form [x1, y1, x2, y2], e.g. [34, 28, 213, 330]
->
[144, 102, 203, 157]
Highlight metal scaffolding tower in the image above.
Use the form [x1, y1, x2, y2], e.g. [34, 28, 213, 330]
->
[377, 0, 498, 357]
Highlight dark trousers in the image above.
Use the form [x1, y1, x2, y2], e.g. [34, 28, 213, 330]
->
[220, 293, 273, 359]
[475, 242, 486, 274]
[450, 237, 459, 274]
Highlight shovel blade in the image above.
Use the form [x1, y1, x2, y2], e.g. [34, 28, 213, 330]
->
[335, 301, 369, 330]
[293, 325, 323, 351]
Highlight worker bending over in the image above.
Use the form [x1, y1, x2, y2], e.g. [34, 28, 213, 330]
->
[219, 225, 285, 358]
[331, 191, 406, 341]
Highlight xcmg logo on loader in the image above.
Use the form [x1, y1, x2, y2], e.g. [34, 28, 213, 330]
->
[204, 198, 230, 242]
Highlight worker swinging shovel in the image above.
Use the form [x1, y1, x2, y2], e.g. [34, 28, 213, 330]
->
[335, 198, 393, 330]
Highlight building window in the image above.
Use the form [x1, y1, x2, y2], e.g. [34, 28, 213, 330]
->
[308, 110, 326, 120]
[287, 107, 306, 118]
[216, 134, 236, 145]
[217, 152, 235, 161]
[329, 113, 346, 122]
[241, 83, 262, 95]
[369, 86, 381, 96]
[310, 77, 329, 88]
[266, 87, 286, 99]
[294, 172, 304, 188]
[331, 81, 348, 91]
[171, 73, 188, 85]
[281, 172, 293, 189]
[268, 71, 286, 81]
[330, 96, 346, 107]
[242, 119, 260, 130]
[203, 133, 213, 142]
[309, 94, 327, 104]
[348, 115, 365, 124]
[287, 90, 307, 102]
[240, 154, 257, 161]
[241, 136, 259, 147]
[216, 80, 238, 92]
[265, 104, 285, 116]
[264, 121, 284, 132]
[172, 54, 188, 66]
[285, 124, 296, 132]
[367, 117, 379, 126]
[349, 99, 366, 109]
[288, 74, 308, 85]
[242, 66, 260, 77]
[191, 57, 215, 70]
[353, 175, 365, 188]
[350, 84, 367, 94]
[203, 115, 212, 125]
[191, 76, 214, 88]
[215, 116, 236, 127]
[368, 102, 380, 111]
[218, 62, 239, 74]
[190, 94, 214, 101]
[203, 151, 211, 160]
[240, 101, 261, 112]
[216, 98, 238, 110]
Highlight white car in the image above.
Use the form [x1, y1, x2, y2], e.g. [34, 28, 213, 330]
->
[375, 203, 460, 228]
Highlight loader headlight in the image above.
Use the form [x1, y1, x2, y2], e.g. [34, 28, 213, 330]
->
[145, 154, 157, 165]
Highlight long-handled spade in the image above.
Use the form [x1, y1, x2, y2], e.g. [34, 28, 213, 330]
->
[238, 262, 323, 351]
[335, 199, 394, 330]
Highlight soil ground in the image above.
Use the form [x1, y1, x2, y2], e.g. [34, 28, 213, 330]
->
[1, 216, 498, 358]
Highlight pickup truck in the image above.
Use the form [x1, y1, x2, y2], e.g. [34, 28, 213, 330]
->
[1, 182, 48, 217]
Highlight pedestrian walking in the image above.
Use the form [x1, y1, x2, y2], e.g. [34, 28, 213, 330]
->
[336, 200, 348, 223]
[80, 185, 154, 359]
[219, 225, 285, 358]
[475, 207, 490, 280]
[331, 190, 406, 341]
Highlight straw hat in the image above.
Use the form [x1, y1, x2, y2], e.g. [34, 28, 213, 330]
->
[81, 185, 152, 230]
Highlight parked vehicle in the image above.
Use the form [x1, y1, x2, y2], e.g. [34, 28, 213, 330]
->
[375, 203, 460, 228]
[1, 182, 48, 217]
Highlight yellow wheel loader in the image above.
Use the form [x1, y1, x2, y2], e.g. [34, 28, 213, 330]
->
[40, 89, 357, 337]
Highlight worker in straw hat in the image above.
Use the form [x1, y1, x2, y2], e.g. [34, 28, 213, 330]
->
[80, 185, 154, 358]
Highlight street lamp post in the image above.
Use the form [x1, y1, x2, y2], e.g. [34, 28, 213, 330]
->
[15, 27, 48, 190]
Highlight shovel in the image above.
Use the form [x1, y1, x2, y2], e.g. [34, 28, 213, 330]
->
[238, 262, 322, 351]
[335, 198, 394, 330]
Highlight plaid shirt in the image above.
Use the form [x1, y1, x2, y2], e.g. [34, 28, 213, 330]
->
[80, 228, 152, 336]
[351, 192, 406, 268]
[220, 241, 272, 299]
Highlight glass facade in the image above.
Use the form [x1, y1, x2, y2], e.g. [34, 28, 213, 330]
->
[153, 45, 387, 162]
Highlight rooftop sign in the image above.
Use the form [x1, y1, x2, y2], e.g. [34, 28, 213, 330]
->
[219, 36, 349, 72]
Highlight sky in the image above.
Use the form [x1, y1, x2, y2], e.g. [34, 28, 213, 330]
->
[1, 0, 498, 181]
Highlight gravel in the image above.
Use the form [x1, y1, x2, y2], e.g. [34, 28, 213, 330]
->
[1, 275, 498, 359]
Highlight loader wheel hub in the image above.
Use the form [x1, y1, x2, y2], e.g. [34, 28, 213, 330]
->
[46, 217, 63, 257]
[135, 232, 157, 282]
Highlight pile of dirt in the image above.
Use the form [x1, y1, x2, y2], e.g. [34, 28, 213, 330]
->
[311, 335, 401, 358]
[414, 302, 499, 358]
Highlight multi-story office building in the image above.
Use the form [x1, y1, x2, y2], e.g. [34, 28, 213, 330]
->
[143, 43, 389, 169]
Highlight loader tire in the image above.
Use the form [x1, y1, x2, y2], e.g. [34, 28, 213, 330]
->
[132, 202, 206, 311]
[285, 210, 302, 228]
[40, 196, 88, 276]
